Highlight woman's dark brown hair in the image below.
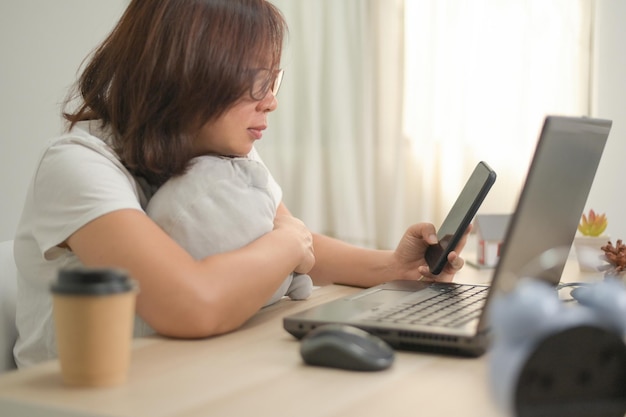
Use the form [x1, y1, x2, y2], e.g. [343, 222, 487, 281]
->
[64, 0, 286, 186]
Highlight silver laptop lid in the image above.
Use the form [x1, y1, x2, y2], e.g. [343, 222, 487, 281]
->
[479, 116, 611, 329]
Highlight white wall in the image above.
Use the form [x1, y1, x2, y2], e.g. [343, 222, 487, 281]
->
[0, 1, 128, 241]
[0, 1, 625, 242]
[589, 0, 626, 240]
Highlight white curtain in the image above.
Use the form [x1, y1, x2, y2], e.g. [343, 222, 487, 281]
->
[403, 0, 592, 223]
[262, 0, 592, 250]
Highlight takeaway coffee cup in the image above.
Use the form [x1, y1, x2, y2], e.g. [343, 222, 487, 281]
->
[51, 268, 137, 387]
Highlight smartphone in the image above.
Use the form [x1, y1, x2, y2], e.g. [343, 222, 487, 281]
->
[425, 161, 497, 274]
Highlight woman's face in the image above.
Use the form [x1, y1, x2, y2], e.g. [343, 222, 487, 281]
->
[193, 72, 281, 157]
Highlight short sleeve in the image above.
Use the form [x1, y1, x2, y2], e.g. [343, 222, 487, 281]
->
[30, 137, 145, 259]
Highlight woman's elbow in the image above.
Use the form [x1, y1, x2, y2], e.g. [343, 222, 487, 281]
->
[137, 290, 248, 339]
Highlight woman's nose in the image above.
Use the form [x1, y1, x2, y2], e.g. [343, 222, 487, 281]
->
[258, 93, 278, 113]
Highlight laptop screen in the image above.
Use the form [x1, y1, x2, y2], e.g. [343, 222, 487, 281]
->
[481, 116, 611, 328]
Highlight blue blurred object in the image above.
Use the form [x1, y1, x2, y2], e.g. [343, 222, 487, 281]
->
[488, 278, 626, 417]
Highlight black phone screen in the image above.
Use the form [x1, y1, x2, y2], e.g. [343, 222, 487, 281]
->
[425, 161, 496, 274]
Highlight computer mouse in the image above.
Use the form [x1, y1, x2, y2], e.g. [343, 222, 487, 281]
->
[299, 323, 395, 371]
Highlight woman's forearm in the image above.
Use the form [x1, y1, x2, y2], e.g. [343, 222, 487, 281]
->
[308, 233, 398, 288]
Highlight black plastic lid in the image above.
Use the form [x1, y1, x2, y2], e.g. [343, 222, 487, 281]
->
[51, 268, 135, 296]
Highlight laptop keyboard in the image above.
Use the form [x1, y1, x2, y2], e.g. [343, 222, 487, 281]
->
[365, 284, 489, 328]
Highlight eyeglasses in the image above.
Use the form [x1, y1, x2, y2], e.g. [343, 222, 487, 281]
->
[250, 69, 284, 100]
[271, 69, 284, 96]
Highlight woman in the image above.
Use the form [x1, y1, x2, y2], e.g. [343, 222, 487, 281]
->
[13, 0, 468, 368]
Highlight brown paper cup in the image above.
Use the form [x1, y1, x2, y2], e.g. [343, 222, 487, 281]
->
[51, 269, 137, 387]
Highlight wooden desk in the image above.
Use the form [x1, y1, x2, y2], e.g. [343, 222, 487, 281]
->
[0, 258, 598, 417]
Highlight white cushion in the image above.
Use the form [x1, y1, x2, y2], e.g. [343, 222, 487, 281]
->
[0, 240, 17, 372]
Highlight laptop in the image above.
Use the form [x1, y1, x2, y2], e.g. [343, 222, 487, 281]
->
[283, 115, 612, 357]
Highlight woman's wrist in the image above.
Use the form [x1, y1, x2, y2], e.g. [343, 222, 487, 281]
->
[264, 228, 310, 270]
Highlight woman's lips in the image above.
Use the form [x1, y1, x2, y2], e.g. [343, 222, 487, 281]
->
[248, 126, 266, 139]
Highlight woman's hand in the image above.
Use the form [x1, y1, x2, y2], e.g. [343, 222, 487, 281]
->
[393, 222, 470, 283]
[273, 214, 315, 274]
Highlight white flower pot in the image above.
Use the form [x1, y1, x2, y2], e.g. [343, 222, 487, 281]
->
[573, 235, 610, 272]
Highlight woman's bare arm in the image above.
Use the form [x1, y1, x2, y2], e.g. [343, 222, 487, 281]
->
[276, 203, 467, 288]
[66, 208, 312, 338]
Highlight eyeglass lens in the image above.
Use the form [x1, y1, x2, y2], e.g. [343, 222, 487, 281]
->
[271, 70, 284, 96]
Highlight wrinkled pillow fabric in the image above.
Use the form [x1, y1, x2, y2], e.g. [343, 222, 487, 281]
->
[146, 155, 312, 306]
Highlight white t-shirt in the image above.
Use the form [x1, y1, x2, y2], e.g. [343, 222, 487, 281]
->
[12, 120, 281, 368]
